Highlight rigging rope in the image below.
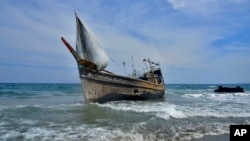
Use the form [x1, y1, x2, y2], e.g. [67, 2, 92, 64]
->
[109, 57, 125, 73]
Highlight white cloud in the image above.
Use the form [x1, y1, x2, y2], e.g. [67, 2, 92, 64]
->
[0, 1, 76, 68]
[166, 0, 247, 10]
[0, 0, 249, 83]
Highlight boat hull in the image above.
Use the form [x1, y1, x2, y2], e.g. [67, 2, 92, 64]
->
[80, 68, 165, 103]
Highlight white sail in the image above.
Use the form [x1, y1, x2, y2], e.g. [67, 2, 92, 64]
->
[75, 14, 109, 70]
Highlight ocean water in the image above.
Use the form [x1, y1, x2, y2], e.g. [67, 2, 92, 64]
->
[0, 83, 250, 141]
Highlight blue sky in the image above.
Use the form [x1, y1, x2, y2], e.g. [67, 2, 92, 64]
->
[0, 0, 250, 84]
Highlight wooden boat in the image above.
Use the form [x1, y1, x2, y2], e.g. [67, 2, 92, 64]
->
[61, 13, 165, 103]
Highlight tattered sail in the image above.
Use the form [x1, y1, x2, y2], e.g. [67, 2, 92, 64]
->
[75, 13, 109, 70]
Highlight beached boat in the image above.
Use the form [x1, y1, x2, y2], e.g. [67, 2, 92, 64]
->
[61, 13, 165, 103]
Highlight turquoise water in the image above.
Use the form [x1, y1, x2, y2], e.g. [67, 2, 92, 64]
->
[0, 83, 250, 141]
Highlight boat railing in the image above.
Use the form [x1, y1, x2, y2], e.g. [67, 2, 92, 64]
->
[142, 58, 161, 74]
